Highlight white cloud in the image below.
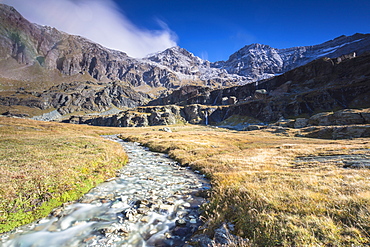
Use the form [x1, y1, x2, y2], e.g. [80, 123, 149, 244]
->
[0, 0, 177, 57]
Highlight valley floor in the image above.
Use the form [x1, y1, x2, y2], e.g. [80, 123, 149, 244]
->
[1, 118, 370, 246]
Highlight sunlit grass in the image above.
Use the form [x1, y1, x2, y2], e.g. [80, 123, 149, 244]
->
[119, 125, 370, 246]
[0, 117, 127, 232]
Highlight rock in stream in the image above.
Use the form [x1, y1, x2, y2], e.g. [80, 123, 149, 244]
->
[1, 135, 211, 247]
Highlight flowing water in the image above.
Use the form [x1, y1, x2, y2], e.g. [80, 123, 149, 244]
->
[1, 135, 211, 247]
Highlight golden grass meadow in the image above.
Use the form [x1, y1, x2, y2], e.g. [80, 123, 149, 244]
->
[119, 126, 370, 246]
[1, 117, 370, 246]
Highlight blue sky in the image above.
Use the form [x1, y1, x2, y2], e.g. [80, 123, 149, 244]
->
[115, 0, 370, 61]
[2, 0, 370, 61]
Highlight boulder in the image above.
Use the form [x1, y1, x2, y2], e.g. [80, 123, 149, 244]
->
[308, 112, 333, 126]
[254, 89, 268, 99]
[245, 125, 262, 131]
[161, 127, 172, 133]
[294, 118, 309, 128]
[303, 125, 370, 139]
[332, 109, 366, 125]
[228, 96, 237, 105]
[308, 109, 369, 126]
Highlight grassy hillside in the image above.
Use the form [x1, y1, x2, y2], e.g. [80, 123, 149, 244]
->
[0, 117, 127, 232]
[119, 125, 370, 246]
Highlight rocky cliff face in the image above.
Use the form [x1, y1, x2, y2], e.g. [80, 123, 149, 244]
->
[0, 81, 149, 115]
[147, 85, 214, 106]
[42, 81, 150, 114]
[213, 33, 370, 83]
[64, 104, 217, 127]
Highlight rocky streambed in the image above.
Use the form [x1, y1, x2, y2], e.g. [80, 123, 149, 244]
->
[1, 135, 211, 247]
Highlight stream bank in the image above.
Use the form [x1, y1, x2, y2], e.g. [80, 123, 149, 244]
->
[1, 135, 211, 247]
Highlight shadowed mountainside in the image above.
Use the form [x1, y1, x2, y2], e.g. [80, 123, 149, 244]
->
[69, 51, 370, 138]
[86, 52, 370, 130]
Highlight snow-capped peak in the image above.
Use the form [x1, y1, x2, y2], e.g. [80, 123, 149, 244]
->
[212, 33, 370, 83]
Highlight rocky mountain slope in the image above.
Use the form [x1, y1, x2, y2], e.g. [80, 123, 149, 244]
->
[1, 3, 370, 120]
[148, 51, 370, 123]
[0, 3, 248, 116]
[0, 81, 150, 117]
[0, 4, 245, 93]
[213, 33, 370, 83]
[216, 52, 370, 123]
[69, 52, 370, 140]
[145, 47, 244, 87]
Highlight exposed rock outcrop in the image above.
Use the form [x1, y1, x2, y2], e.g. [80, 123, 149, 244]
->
[42, 81, 149, 114]
[248, 108, 370, 139]
[307, 109, 370, 126]
[290, 108, 370, 139]
[63, 104, 219, 127]
[301, 125, 370, 139]
[65, 105, 184, 127]
[148, 86, 213, 106]
[0, 81, 150, 115]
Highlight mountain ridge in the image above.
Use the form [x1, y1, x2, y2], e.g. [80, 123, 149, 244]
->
[212, 33, 370, 83]
[0, 3, 370, 119]
[0, 3, 246, 93]
[82, 51, 370, 129]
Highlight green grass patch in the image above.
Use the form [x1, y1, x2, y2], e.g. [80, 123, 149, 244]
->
[0, 117, 127, 233]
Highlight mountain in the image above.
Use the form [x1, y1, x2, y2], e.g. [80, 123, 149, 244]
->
[1, 3, 370, 119]
[76, 51, 370, 131]
[0, 3, 246, 117]
[213, 33, 370, 83]
[0, 4, 245, 94]
[145, 46, 245, 86]
[70, 52, 370, 134]
[149, 51, 370, 124]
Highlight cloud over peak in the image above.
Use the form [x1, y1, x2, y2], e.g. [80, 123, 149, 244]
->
[0, 0, 177, 58]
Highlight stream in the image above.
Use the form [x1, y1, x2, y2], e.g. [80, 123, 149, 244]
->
[1, 135, 211, 247]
